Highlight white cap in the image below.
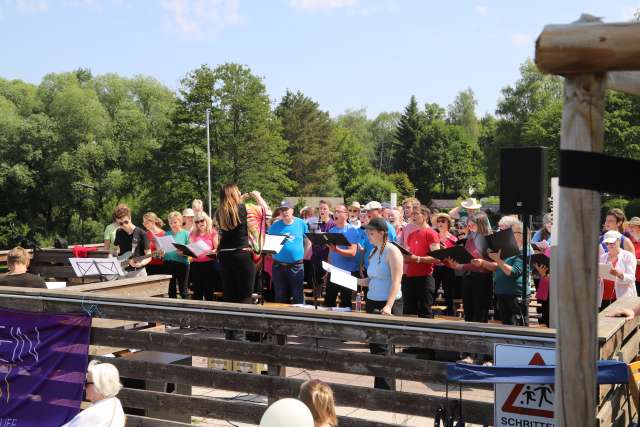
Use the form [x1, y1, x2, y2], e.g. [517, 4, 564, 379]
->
[365, 201, 382, 211]
[602, 230, 622, 244]
[182, 208, 195, 217]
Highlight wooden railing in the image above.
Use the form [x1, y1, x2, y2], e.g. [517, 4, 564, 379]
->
[0, 288, 635, 426]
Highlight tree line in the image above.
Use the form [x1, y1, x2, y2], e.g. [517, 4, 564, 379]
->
[1, 59, 640, 247]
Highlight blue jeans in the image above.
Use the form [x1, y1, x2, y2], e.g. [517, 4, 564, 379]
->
[272, 262, 305, 304]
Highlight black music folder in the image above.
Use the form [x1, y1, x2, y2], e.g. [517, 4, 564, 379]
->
[485, 228, 520, 259]
[305, 232, 351, 247]
[390, 241, 412, 256]
[430, 245, 474, 264]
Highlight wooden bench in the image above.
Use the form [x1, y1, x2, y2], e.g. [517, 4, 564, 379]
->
[29, 247, 111, 280]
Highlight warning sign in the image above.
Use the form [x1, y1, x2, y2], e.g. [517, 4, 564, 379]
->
[494, 344, 555, 427]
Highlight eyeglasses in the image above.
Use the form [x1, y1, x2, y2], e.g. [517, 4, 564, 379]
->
[513, 231, 523, 235]
[335, 210, 348, 214]
[437, 219, 448, 224]
[195, 219, 205, 224]
[117, 220, 130, 226]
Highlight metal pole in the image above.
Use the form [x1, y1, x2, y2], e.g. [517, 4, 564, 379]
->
[206, 108, 212, 217]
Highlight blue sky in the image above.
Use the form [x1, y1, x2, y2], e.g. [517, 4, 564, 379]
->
[0, 0, 638, 118]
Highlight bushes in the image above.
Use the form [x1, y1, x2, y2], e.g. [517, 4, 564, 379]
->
[602, 198, 630, 218]
[626, 199, 640, 219]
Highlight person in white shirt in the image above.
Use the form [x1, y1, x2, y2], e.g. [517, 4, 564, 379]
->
[598, 230, 637, 308]
[62, 361, 125, 427]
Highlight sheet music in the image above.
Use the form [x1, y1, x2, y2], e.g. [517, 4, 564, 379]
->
[263, 234, 285, 253]
[322, 261, 357, 290]
[188, 239, 210, 257]
[599, 263, 618, 281]
[155, 235, 177, 253]
[45, 282, 66, 289]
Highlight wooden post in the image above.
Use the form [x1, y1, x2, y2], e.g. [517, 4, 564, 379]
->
[554, 73, 606, 426]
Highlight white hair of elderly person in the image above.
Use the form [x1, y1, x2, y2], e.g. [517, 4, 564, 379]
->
[62, 361, 126, 427]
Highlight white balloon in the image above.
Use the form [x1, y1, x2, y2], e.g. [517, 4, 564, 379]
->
[259, 398, 314, 427]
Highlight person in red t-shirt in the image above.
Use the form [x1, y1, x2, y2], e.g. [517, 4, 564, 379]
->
[402, 205, 441, 318]
[142, 212, 166, 276]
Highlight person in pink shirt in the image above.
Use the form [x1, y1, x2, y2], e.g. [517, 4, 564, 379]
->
[189, 212, 219, 301]
[433, 213, 458, 315]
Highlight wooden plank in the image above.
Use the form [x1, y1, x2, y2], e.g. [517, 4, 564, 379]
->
[0, 292, 554, 353]
[535, 20, 640, 74]
[554, 72, 606, 427]
[123, 415, 192, 427]
[597, 383, 635, 427]
[90, 327, 487, 386]
[118, 388, 265, 424]
[92, 355, 493, 422]
[28, 265, 76, 278]
[65, 275, 171, 297]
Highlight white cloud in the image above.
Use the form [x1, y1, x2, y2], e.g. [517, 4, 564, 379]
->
[475, 5, 488, 16]
[161, 0, 240, 36]
[289, 0, 358, 13]
[511, 33, 532, 47]
[15, 0, 48, 13]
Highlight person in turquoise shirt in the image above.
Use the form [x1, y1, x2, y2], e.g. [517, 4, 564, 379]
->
[163, 211, 190, 299]
[472, 220, 532, 326]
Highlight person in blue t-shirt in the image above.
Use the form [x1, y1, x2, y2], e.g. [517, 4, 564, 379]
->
[358, 201, 397, 273]
[325, 205, 361, 308]
[268, 201, 309, 304]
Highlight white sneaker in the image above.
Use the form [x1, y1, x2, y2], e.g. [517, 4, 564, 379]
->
[482, 361, 493, 367]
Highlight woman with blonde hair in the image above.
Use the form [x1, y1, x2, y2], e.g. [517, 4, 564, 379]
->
[299, 379, 337, 427]
[163, 211, 190, 299]
[62, 361, 125, 427]
[189, 212, 219, 301]
[142, 212, 165, 276]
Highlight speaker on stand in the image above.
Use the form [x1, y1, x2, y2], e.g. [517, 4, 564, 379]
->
[499, 146, 549, 321]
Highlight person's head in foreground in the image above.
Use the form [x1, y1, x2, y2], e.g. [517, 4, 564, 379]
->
[7, 246, 30, 274]
[299, 379, 337, 427]
[62, 360, 125, 427]
[259, 398, 314, 427]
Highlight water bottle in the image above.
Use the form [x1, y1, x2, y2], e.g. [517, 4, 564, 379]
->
[355, 292, 362, 312]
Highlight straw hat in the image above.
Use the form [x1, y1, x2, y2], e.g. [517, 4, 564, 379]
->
[460, 197, 482, 210]
[628, 217, 640, 227]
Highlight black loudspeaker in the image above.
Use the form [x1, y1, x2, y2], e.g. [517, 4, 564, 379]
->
[500, 147, 548, 215]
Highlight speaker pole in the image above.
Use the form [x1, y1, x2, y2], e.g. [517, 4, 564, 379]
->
[522, 213, 529, 304]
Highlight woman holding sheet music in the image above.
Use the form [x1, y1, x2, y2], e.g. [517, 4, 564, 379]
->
[189, 212, 219, 301]
[142, 212, 166, 276]
[402, 205, 440, 318]
[472, 220, 532, 326]
[163, 211, 190, 299]
[446, 212, 493, 324]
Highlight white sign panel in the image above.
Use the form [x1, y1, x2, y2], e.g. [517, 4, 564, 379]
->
[494, 344, 555, 427]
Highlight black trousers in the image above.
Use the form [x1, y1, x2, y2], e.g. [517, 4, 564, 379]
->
[462, 272, 493, 323]
[190, 260, 219, 301]
[366, 298, 403, 390]
[434, 266, 457, 316]
[402, 275, 435, 318]
[164, 260, 189, 299]
[539, 299, 549, 326]
[325, 271, 359, 308]
[218, 250, 256, 304]
[146, 263, 165, 276]
[219, 250, 256, 341]
[496, 294, 529, 326]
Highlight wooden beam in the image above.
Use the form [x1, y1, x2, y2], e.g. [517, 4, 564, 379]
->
[554, 73, 606, 426]
[607, 71, 640, 96]
[536, 20, 640, 74]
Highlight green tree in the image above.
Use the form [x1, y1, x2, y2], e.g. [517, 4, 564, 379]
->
[275, 90, 338, 196]
[393, 96, 426, 172]
[448, 88, 479, 141]
[370, 111, 400, 173]
[153, 63, 292, 213]
[349, 173, 397, 205]
[333, 126, 372, 199]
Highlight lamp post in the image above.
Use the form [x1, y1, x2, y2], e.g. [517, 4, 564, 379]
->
[205, 108, 212, 217]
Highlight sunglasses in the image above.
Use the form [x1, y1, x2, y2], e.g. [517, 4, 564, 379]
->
[195, 219, 205, 224]
[117, 220, 130, 226]
[349, 209, 359, 213]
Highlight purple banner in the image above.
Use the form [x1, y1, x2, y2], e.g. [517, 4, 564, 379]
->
[0, 308, 91, 427]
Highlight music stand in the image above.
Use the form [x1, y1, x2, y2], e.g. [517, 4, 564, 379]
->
[69, 257, 126, 282]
